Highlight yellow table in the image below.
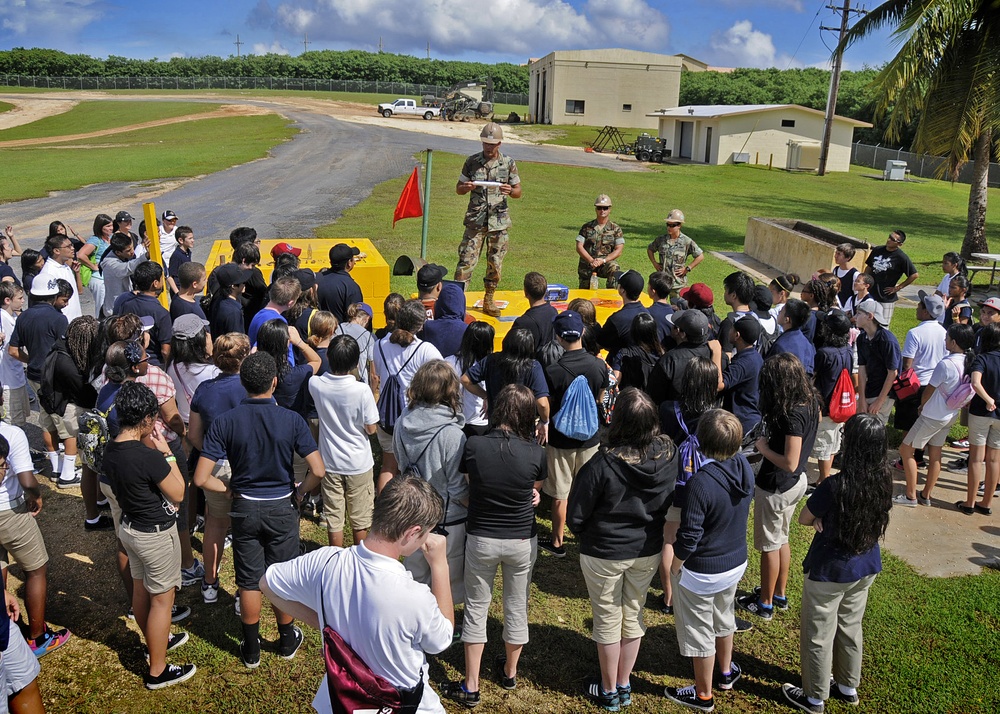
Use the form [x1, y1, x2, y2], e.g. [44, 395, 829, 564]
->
[206, 238, 391, 325]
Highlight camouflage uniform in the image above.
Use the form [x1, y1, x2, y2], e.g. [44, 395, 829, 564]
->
[455, 151, 520, 288]
[647, 232, 703, 288]
[577, 219, 624, 289]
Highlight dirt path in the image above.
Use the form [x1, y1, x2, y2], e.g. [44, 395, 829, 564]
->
[0, 96, 79, 129]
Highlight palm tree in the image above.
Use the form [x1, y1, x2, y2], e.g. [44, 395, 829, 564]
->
[840, 0, 1000, 258]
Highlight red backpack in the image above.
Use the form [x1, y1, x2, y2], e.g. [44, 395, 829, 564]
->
[829, 368, 857, 424]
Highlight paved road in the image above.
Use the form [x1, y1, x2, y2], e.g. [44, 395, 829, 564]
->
[0, 102, 642, 261]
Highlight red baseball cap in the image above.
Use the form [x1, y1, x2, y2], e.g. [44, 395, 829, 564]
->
[271, 242, 302, 258]
[680, 282, 714, 308]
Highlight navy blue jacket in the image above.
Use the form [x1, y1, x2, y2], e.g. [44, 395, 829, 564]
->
[598, 301, 649, 362]
[421, 282, 468, 358]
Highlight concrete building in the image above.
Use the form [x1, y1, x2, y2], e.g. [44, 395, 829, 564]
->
[528, 49, 705, 129]
[646, 104, 871, 172]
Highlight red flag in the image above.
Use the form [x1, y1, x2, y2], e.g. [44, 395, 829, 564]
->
[393, 167, 423, 227]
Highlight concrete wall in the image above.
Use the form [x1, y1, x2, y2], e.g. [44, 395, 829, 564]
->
[529, 49, 692, 129]
[744, 217, 869, 282]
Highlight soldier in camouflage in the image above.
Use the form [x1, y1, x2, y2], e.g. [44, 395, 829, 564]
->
[576, 194, 625, 289]
[646, 208, 704, 290]
[455, 122, 522, 317]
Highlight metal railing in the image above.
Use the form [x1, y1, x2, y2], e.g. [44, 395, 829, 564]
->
[0, 74, 528, 106]
[851, 141, 1000, 186]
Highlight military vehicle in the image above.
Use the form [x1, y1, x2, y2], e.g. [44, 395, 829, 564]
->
[633, 134, 671, 163]
[422, 78, 495, 121]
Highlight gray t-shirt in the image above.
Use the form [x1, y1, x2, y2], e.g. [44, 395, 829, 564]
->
[337, 322, 375, 383]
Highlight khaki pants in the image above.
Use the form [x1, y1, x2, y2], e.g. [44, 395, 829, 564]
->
[800, 574, 876, 701]
[580, 552, 660, 644]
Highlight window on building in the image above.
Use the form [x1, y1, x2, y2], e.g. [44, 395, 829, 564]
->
[781, 119, 796, 127]
[622, 104, 632, 112]
[565, 100, 585, 114]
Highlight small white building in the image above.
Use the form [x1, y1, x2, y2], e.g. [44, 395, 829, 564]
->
[646, 104, 871, 172]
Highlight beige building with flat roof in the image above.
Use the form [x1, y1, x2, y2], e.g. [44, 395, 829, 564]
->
[528, 49, 705, 129]
[647, 104, 871, 172]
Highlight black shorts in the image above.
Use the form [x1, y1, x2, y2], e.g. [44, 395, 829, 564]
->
[230, 496, 300, 590]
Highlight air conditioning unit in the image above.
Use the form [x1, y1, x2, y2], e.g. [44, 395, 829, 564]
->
[787, 141, 821, 170]
[732, 152, 750, 164]
[884, 160, 907, 181]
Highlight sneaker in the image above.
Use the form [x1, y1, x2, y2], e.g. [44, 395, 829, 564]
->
[734, 617, 753, 633]
[892, 457, 926, 470]
[892, 494, 918, 508]
[829, 680, 859, 705]
[617, 683, 632, 707]
[279, 625, 303, 659]
[144, 663, 197, 690]
[951, 438, 970, 450]
[946, 458, 969, 473]
[736, 593, 773, 621]
[240, 637, 261, 669]
[443, 681, 480, 708]
[782, 683, 824, 713]
[56, 474, 82, 489]
[171, 604, 191, 623]
[717, 662, 742, 690]
[224, 533, 233, 550]
[916, 491, 932, 506]
[190, 515, 205, 535]
[145, 631, 190, 659]
[977, 481, 1000, 497]
[96, 497, 111, 510]
[300, 495, 316, 517]
[664, 684, 714, 712]
[234, 594, 242, 617]
[495, 654, 516, 690]
[586, 679, 620, 711]
[28, 627, 71, 658]
[656, 601, 673, 615]
[753, 586, 788, 610]
[180, 559, 205, 587]
[202, 580, 219, 604]
[538, 539, 566, 558]
[84, 514, 114, 531]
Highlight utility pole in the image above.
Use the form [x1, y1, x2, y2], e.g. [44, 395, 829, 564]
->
[378, 36, 383, 53]
[818, 0, 864, 176]
[426, 41, 430, 59]
[303, 33, 310, 54]
[234, 34, 243, 59]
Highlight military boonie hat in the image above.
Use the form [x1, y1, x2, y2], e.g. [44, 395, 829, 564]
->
[595, 194, 612, 207]
[480, 122, 503, 144]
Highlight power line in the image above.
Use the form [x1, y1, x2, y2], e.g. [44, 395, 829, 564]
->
[783, 0, 828, 70]
[303, 33, 310, 54]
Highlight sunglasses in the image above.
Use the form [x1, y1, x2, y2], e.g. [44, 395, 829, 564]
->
[666, 222, 682, 228]
[595, 206, 611, 211]
[888, 235, 905, 243]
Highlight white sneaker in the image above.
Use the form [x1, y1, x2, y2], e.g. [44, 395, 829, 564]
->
[180, 558, 205, 587]
[892, 494, 918, 508]
[202, 581, 219, 604]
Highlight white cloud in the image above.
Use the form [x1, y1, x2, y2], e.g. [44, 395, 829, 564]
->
[260, 0, 669, 58]
[253, 41, 291, 55]
[0, 0, 103, 36]
[709, 20, 800, 68]
[718, 0, 804, 11]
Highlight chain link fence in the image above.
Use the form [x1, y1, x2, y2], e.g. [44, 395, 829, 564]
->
[852, 141, 1000, 187]
[0, 74, 528, 106]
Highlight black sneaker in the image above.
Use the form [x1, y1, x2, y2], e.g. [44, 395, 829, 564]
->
[734, 617, 753, 633]
[279, 625, 303, 659]
[538, 539, 566, 557]
[171, 605, 191, 623]
[586, 679, 620, 711]
[84, 514, 114, 531]
[495, 654, 516, 690]
[664, 684, 714, 712]
[240, 637, 261, 669]
[829, 680, 859, 705]
[145, 631, 190, 659]
[443, 681, 480, 708]
[144, 663, 197, 690]
[736, 593, 773, 621]
[717, 662, 741, 690]
[754, 586, 788, 610]
[782, 683, 824, 712]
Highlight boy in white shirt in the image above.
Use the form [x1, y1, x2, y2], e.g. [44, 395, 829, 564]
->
[0, 283, 28, 427]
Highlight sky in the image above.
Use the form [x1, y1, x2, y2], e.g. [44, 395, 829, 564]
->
[0, 0, 898, 71]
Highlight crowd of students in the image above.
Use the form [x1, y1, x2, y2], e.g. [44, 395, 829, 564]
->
[0, 212, 988, 713]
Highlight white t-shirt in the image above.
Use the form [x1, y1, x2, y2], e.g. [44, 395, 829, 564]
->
[0, 423, 32, 509]
[921, 352, 967, 421]
[0, 310, 26, 389]
[36, 258, 81, 322]
[445, 355, 487, 427]
[158, 225, 178, 266]
[373, 337, 443, 393]
[167, 362, 221, 423]
[309, 373, 378, 475]
[264, 543, 452, 714]
[902, 320, 948, 385]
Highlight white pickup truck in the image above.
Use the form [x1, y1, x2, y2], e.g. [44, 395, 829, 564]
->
[377, 98, 440, 120]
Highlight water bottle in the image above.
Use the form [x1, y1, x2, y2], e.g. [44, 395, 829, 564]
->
[590, 272, 599, 290]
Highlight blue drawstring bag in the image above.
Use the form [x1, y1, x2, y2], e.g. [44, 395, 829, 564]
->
[552, 373, 599, 441]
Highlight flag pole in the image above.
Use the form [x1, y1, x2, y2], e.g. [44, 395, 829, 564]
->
[420, 149, 432, 260]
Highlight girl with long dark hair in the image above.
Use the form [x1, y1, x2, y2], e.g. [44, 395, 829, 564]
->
[961, 323, 1000, 515]
[444, 384, 546, 707]
[739, 353, 820, 621]
[800, 278, 834, 343]
[782, 413, 891, 711]
[613, 312, 664, 391]
[935, 251, 967, 299]
[447, 320, 495, 437]
[254, 319, 322, 412]
[19, 249, 43, 294]
[943, 275, 972, 327]
[460, 327, 549, 428]
[79, 213, 113, 317]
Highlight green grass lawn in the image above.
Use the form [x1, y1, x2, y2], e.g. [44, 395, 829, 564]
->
[0, 100, 13, 113]
[513, 123, 653, 148]
[0, 100, 224, 141]
[0, 114, 296, 203]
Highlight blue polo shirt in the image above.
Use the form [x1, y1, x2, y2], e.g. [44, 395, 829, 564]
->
[190, 373, 247, 431]
[857, 326, 901, 400]
[722, 346, 763, 433]
[317, 269, 363, 323]
[647, 301, 675, 344]
[769, 327, 816, 375]
[802, 475, 881, 582]
[598, 301, 649, 360]
[168, 247, 191, 280]
[209, 297, 246, 337]
[9, 302, 68, 381]
[201, 397, 317, 499]
[248, 307, 295, 365]
[170, 295, 207, 322]
[116, 293, 172, 365]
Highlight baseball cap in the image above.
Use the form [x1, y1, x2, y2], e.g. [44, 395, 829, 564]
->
[553, 310, 584, 340]
[673, 309, 710, 344]
[679, 283, 714, 308]
[824, 309, 853, 337]
[138, 315, 155, 332]
[161, 210, 178, 222]
[417, 264, 449, 290]
[614, 269, 644, 297]
[172, 314, 209, 339]
[856, 298, 888, 326]
[918, 290, 945, 321]
[29, 278, 59, 297]
[294, 268, 316, 291]
[271, 242, 302, 259]
[595, 194, 612, 207]
[734, 316, 762, 345]
[751, 284, 773, 318]
[358, 302, 374, 318]
[329, 243, 360, 266]
[979, 297, 1000, 311]
[114, 211, 134, 223]
[215, 263, 252, 287]
[480, 122, 503, 144]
